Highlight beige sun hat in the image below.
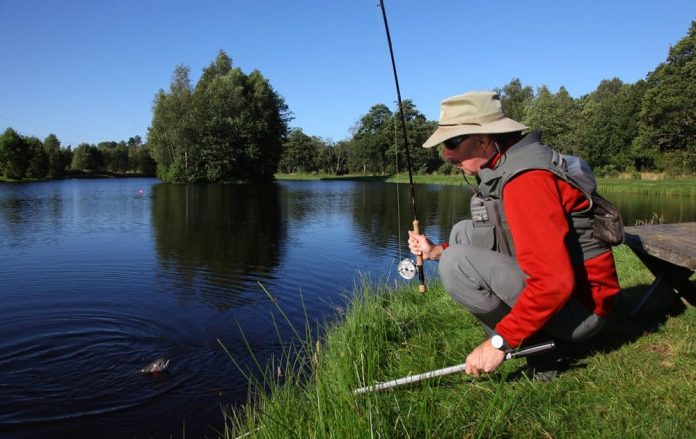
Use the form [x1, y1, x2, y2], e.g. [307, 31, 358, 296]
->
[422, 91, 528, 148]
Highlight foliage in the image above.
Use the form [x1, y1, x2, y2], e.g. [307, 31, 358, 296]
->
[0, 128, 32, 179]
[525, 85, 582, 154]
[390, 100, 440, 174]
[340, 100, 440, 176]
[98, 141, 128, 173]
[278, 128, 321, 173]
[0, 128, 152, 180]
[148, 51, 291, 183]
[349, 103, 393, 175]
[71, 143, 103, 171]
[634, 21, 696, 161]
[497, 78, 534, 122]
[44, 133, 69, 178]
[25, 136, 48, 179]
[578, 78, 644, 170]
[318, 140, 350, 176]
[148, 64, 196, 182]
[127, 136, 157, 175]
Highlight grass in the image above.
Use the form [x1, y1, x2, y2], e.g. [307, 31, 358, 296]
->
[596, 177, 696, 196]
[221, 246, 696, 438]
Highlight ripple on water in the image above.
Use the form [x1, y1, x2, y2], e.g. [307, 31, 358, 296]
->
[0, 307, 186, 426]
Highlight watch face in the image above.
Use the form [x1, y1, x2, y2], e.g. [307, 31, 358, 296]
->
[492, 335, 504, 349]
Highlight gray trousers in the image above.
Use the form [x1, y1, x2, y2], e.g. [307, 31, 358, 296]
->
[439, 220, 605, 344]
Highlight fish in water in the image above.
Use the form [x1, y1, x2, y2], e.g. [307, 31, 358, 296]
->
[140, 358, 170, 373]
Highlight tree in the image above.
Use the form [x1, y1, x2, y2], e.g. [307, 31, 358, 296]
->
[278, 128, 321, 173]
[148, 51, 290, 183]
[349, 104, 392, 174]
[26, 136, 48, 178]
[126, 136, 156, 175]
[71, 143, 103, 171]
[318, 139, 350, 175]
[525, 86, 581, 154]
[44, 133, 68, 178]
[497, 78, 534, 122]
[0, 128, 31, 179]
[389, 100, 440, 174]
[578, 79, 643, 171]
[96, 141, 127, 173]
[148, 64, 196, 181]
[634, 21, 696, 173]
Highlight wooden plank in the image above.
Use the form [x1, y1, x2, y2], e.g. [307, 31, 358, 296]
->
[624, 222, 696, 315]
[623, 223, 696, 271]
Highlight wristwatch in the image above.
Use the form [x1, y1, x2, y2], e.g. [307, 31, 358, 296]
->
[491, 335, 507, 351]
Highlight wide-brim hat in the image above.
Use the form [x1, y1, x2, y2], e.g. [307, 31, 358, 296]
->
[422, 91, 528, 148]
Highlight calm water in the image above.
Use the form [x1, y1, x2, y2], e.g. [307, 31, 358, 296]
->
[1, 178, 694, 438]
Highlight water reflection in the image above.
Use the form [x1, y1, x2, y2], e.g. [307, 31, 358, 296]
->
[0, 187, 64, 248]
[604, 192, 696, 225]
[151, 183, 286, 310]
[350, 182, 475, 250]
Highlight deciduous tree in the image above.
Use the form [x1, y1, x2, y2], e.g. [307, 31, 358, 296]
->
[634, 21, 696, 173]
[0, 128, 31, 179]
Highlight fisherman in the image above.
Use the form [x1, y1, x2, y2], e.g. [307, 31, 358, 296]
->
[408, 91, 621, 380]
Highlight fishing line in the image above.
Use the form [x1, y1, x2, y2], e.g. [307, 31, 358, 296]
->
[394, 114, 402, 263]
[378, 0, 425, 292]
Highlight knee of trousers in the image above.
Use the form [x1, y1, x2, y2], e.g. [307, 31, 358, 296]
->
[439, 245, 491, 314]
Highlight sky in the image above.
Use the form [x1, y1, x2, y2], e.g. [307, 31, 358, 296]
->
[1, 0, 694, 147]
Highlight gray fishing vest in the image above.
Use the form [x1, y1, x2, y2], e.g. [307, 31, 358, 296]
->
[469, 131, 609, 263]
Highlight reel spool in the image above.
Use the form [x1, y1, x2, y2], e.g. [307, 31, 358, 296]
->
[397, 258, 417, 280]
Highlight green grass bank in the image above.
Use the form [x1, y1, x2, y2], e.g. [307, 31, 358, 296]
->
[223, 246, 696, 438]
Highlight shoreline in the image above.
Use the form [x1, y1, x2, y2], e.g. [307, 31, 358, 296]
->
[223, 245, 696, 437]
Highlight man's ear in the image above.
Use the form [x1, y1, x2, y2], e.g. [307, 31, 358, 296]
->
[477, 134, 493, 149]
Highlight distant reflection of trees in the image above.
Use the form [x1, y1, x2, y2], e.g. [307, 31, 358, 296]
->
[151, 183, 285, 309]
[350, 182, 473, 248]
[0, 188, 65, 248]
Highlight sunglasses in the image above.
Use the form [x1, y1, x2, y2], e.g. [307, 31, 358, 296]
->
[443, 135, 470, 150]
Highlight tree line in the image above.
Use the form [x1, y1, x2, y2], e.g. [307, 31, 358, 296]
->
[280, 21, 695, 178]
[3, 21, 693, 182]
[0, 128, 156, 181]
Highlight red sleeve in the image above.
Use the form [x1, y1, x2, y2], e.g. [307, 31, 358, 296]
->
[494, 170, 584, 347]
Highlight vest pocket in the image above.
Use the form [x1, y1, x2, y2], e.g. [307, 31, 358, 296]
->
[469, 223, 496, 251]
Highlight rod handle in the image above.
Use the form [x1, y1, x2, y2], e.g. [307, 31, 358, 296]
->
[412, 219, 426, 293]
[505, 341, 556, 360]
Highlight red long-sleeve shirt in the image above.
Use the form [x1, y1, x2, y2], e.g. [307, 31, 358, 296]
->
[493, 169, 621, 348]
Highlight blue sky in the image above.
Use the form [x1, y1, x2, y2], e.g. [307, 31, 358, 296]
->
[1, 0, 694, 147]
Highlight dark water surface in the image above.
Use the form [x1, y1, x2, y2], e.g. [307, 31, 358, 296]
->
[1, 178, 694, 438]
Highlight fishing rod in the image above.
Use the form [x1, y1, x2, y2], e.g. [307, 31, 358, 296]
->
[379, 0, 426, 293]
[354, 340, 555, 394]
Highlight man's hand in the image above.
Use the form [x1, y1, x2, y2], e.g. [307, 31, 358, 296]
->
[464, 338, 506, 377]
[408, 230, 440, 260]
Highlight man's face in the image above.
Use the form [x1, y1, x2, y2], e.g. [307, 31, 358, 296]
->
[442, 135, 494, 176]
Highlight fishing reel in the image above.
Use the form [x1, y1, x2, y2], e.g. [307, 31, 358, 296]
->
[397, 258, 417, 280]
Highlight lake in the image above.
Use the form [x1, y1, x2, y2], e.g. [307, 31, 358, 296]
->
[1, 178, 694, 438]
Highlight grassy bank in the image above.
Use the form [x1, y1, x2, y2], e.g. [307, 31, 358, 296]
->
[223, 246, 695, 438]
[276, 173, 696, 195]
[596, 177, 696, 196]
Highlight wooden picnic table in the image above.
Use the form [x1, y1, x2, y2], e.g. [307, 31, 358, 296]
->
[623, 222, 696, 315]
